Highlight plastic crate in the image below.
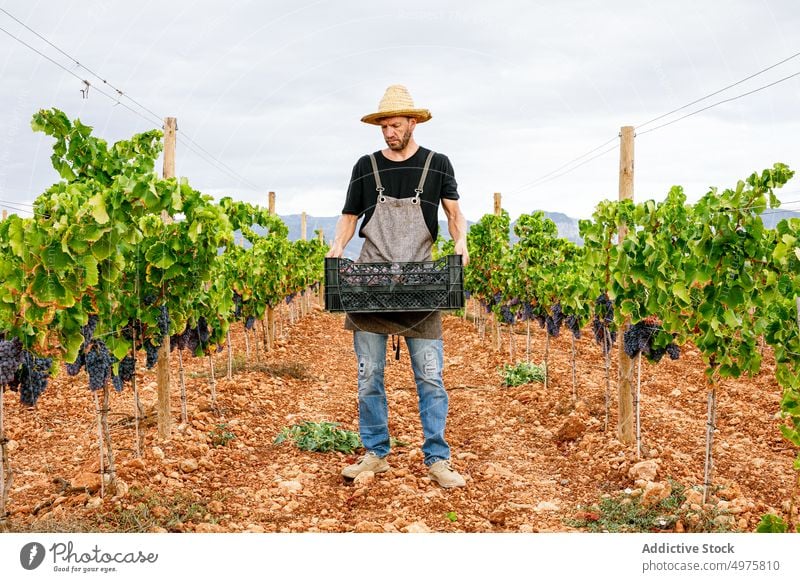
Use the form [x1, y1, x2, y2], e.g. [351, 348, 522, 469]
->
[325, 255, 464, 313]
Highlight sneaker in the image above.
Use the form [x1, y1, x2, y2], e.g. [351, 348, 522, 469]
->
[427, 460, 466, 488]
[341, 452, 390, 480]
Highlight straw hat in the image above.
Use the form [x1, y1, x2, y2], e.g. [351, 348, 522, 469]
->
[361, 84, 432, 125]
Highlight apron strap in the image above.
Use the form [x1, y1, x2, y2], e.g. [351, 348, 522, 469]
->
[414, 150, 435, 201]
[368, 154, 385, 196]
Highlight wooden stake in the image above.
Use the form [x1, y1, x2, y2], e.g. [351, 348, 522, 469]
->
[509, 323, 515, 362]
[544, 332, 550, 390]
[156, 116, 177, 440]
[617, 125, 636, 445]
[131, 348, 142, 458]
[702, 383, 717, 504]
[226, 330, 233, 380]
[636, 352, 642, 459]
[178, 349, 187, 425]
[101, 384, 116, 492]
[132, 258, 143, 457]
[604, 327, 612, 432]
[493, 192, 502, 216]
[244, 324, 251, 365]
[526, 319, 531, 363]
[267, 316, 273, 349]
[0, 388, 12, 527]
[93, 391, 105, 498]
[266, 192, 276, 349]
[571, 335, 577, 402]
[163, 117, 177, 181]
[208, 354, 219, 413]
[301, 212, 307, 241]
[1, 210, 6, 220]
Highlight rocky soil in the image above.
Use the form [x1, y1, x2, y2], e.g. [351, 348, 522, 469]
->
[1, 301, 797, 533]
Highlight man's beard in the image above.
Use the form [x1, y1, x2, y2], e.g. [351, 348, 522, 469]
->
[386, 130, 412, 151]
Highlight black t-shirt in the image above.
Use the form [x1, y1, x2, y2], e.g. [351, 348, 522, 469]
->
[341, 146, 459, 240]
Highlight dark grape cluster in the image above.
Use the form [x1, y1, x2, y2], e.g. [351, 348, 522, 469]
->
[111, 353, 136, 393]
[233, 293, 243, 319]
[64, 314, 101, 376]
[484, 291, 505, 314]
[464, 290, 471, 300]
[143, 339, 159, 369]
[171, 319, 212, 356]
[184, 330, 200, 353]
[86, 340, 113, 391]
[285, 293, 295, 305]
[592, 293, 616, 355]
[82, 314, 99, 344]
[197, 317, 210, 344]
[565, 314, 582, 339]
[623, 321, 649, 357]
[170, 331, 185, 352]
[65, 357, 84, 376]
[16, 351, 53, 406]
[121, 319, 145, 342]
[545, 303, 563, 337]
[0, 338, 23, 386]
[143, 294, 157, 306]
[244, 316, 256, 330]
[499, 305, 516, 324]
[623, 321, 680, 363]
[118, 354, 136, 382]
[157, 305, 170, 340]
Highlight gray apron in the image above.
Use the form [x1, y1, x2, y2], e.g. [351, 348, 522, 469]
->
[344, 150, 443, 339]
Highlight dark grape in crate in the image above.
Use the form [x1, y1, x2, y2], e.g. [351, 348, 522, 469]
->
[324, 255, 464, 313]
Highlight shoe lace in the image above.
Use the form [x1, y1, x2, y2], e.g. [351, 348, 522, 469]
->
[434, 460, 454, 472]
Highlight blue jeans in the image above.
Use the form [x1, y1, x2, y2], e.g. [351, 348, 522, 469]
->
[353, 331, 450, 465]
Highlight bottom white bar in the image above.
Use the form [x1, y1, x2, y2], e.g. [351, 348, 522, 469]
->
[1, 532, 798, 581]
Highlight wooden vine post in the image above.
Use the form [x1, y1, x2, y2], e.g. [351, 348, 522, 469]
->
[617, 125, 636, 445]
[301, 211, 308, 316]
[492, 193, 502, 351]
[266, 191, 276, 350]
[318, 229, 325, 308]
[0, 386, 10, 529]
[157, 116, 176, 439]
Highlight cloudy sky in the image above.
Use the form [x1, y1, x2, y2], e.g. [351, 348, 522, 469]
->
[0, 0, 798, 224]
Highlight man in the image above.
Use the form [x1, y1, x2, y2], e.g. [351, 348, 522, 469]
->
[326, 84, 469, 488]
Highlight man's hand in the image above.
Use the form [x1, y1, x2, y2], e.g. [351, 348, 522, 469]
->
[454, 238, 469, 266]
[327, 214, 358, 259]
[326, 244, 344, 258]
[442, 198, 469, 267]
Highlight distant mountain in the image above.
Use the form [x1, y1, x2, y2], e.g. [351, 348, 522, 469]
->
[248, 208, 799, 259]
[760, 208, 800, 229]
[276, 212, 584, 259]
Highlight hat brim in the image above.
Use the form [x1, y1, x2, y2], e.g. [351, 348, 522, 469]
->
[361, 109, 432, 125]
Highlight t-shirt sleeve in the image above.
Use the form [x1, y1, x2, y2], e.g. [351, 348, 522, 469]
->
[341, 161, 365, 216]
[438, 154, 459, 200]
